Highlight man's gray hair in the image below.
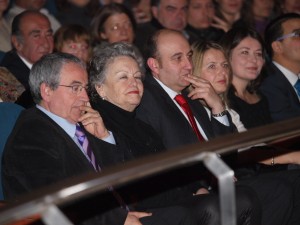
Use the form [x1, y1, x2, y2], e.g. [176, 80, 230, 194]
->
[88, 42, 145, 99]
[29, 52, 85, 103]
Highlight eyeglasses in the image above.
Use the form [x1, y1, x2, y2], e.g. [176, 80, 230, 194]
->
[276, 29, 300, 41]
[59, 84, 88, 95]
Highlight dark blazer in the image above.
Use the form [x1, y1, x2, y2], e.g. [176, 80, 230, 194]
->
[260, 62, 300, 122]
[0, 50, 35, 108]
[2, 107, 127, 224]
[0, 50, 30, 89]
[136, 75, 235, 150]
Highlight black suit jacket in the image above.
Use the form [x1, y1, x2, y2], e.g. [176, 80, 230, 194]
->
[2, 107, 127, 224]
[260, 62, 300, 122]
[0, 50, 30, 89]
[0, 50, 35, 108]
[136, 75, 235, 150]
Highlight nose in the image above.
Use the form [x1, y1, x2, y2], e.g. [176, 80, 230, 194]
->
[79, 87, 89, 101]
[250, 53, 258, 63]
[177, 9, 186, 19]
[40, 35, 51, 50]
[184, 56, 193, 70]
[119, 26, 129, 36]
[219, 67, 228, 78]
[129, 77, 138, 87]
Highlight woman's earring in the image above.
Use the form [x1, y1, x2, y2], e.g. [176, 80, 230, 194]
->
[101, 96, 105, 100]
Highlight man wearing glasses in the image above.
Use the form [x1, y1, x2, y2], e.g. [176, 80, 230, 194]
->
[260, 13, 300, 122]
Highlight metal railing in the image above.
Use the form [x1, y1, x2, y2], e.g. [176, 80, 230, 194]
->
[0, 116, 300, 225]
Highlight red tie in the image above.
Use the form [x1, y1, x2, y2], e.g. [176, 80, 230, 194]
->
[175, 94, 205, 141]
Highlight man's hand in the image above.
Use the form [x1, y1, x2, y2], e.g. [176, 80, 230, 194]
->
[78, 102, 110, 139]
[184, 75, 225, 114]
[124, 211, 152, 225]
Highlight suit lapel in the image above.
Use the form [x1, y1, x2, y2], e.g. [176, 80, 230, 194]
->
[33, 108, 95, 170]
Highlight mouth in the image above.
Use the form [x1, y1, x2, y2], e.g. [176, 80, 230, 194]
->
[246, 67, 258, 71]
[128, 90, 140, 94]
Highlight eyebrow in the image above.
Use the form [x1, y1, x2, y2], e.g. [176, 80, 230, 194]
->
[68, 81, 86, 86]
[170, 52, 183, 59]
[291, 28, 300, 33]
[29, 28, 53, 35]
[29, 30, 41, 35]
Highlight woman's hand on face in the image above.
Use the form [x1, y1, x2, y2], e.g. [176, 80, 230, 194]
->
[185, 75, 225, 114]
[78, 102, 110, 139]
[211, 15, 231, 32]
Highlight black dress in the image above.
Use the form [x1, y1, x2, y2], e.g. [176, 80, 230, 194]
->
[227, 86, 273, 129]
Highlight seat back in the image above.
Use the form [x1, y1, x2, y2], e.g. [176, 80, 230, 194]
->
[0, 103, 24, 200]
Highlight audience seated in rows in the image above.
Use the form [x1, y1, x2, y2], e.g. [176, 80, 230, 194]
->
[136, 28, 300, 225]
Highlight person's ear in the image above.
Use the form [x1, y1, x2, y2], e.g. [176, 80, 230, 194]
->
[95, 84, 106, 100]
[147, 57, 159, 75]
[271, 41, 283, 54]
[11, 35, 23, 52]
[100, 31, 107, 40]
[40, 83, 53, 102]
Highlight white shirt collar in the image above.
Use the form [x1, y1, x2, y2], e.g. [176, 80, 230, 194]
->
[154, 77, 180, 99]
[17, 53, 33, 69]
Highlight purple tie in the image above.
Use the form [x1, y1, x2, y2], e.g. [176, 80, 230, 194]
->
[75, 124, 99, 171]
[75, 124, 130, 211]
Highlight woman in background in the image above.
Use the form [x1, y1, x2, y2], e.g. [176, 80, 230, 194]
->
[91, 3, 136, 49]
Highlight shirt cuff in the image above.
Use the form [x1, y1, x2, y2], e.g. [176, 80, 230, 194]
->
[213, 114, 230, 126]
[102, 131, 116, 144]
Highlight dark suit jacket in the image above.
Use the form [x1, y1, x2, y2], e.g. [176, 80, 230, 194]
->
[260, 62, 300, 122]
[0, 50, 30, 89]
[136, 75, 235, 150]
[2, 107, 127, 224]
[0, 50, 35, 108]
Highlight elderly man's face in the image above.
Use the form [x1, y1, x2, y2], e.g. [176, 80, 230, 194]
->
[14, 13, 53, 64]
[43, 62, 89, 124]
[152, 0, 188, 31]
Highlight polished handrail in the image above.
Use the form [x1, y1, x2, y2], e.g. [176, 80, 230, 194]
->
[0, 116, 300, 225]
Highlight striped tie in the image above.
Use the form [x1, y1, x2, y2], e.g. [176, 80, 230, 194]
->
[75, 124, 130, 211]
[75, 124, 99, 171]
